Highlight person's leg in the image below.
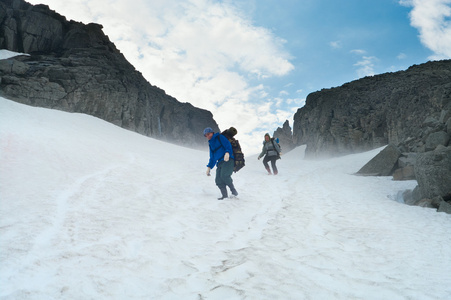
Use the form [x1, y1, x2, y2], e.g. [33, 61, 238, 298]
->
[271, 157, 278, 175]
[263, 156, 272, 174]
[215, 161, 228, 199]
[220, 159, 238, 196]
[220, 159, 235, 187]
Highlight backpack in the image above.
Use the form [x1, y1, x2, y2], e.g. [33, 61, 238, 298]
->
[271, 137, 281, 159]
[275, 138, 281, 152]
[218, 128, 245, 173]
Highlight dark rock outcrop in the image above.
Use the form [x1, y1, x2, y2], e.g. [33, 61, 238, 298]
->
[356, 144, 401, 176]
[272, 120, 296, 154]
[356, 114, 450, 211]
[0, 0, 219, 148]
[290, 57, 451, 212]
[292, 60, 451, 158]
[414, 146, 451, 201]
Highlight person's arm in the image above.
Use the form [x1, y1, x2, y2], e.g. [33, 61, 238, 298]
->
[219, 134, 233, 158]
[207, 146, 216, 169]
[258, 143, 267, 159]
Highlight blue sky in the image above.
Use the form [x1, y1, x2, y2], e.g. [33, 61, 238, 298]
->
[26, 0, 451, 153]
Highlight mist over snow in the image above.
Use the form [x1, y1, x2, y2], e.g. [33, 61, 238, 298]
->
[1, 96, 451, 299]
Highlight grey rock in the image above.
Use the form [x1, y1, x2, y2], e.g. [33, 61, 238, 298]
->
[437, 201, 451, 214]
[402, 189, 415, 205]
[398, 152, 417, 168]
[393, 165, 415, 181]
[425, 131, 450, 151]
[414, 198, 435, 208]
[439, 109, 450, 124]
[292, 60, 451, 158]
[411, 186, 422, 204]
[414, 146, 451, 200]
[0, 0, 219, 148]
[273, 120, 296, 154]
[356, 144, 401, 176]
[431, 196, 443, 209]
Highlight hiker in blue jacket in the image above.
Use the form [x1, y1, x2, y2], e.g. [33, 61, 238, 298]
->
[204, 127, 238, 200]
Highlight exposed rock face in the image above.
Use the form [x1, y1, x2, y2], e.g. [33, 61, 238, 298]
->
[356, 144, 401, 176]
[0, 0, 219, 148]
[272, 120, 296, 154]
[292, 60, 451, 158]
[356, 107, 451, 211]
[414, 146, 451, 200]
[290, 57, 451, 212]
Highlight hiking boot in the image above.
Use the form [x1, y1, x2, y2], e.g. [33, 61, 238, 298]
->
[218, 186, 228, 200]
[228, 183, 238, 196]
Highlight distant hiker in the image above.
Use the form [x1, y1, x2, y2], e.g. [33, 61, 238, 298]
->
[258, 133, 282, 175]
[204, 127, 238, 200]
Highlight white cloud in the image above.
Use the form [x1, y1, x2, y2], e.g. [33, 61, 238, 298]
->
[26, 0, 296, 154]
[350, 49, 377, 78]
[351, 49, 367, 55]
[330, 40, 342, 49]
[279, 90, 289, 96]
[397, 52, 407, 59]
[353, 56, 377, 78]
[400, 0, 451, 59]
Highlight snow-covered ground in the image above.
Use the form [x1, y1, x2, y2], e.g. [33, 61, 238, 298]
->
[0, 50, 29, 60]
[1, 96, 450, 300]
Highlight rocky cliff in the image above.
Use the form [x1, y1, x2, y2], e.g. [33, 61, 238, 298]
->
[272, 120, 296, 154]
[0, 0, 219, 148]
[293, 60, 451, 158]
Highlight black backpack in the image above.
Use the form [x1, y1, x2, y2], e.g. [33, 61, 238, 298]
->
[218, 128, 245, 173]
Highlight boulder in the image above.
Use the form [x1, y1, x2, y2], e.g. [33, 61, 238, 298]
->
[425, 131, 450, 151]
[402, 189, 415, 205]
[398, 152, 417, 168]
[414, 146, 451, 200]
[393, 165, 415, 181]
[356, 144, 401, 176]
[437, 201, 451, 214]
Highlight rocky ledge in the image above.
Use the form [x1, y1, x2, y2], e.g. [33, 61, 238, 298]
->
[0, 0, 219, 148]
[291, 58, 451, 213]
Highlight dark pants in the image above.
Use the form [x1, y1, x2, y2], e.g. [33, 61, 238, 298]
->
[263, 155, 278, 174]
[216, 159, 234, 189]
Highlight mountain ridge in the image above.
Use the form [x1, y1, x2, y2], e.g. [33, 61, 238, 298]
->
[0, 0, 219, 148]
[292, 59, 451, 158]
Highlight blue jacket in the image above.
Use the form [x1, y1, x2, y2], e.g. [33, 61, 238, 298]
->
[207, 133, 234, 169]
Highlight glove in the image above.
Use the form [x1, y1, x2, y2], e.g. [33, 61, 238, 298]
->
[258, 156, 261, 160]
[206, 167, 211, 176]
[224, 152, 230, 162]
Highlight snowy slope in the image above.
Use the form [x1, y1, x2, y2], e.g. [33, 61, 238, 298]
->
[1, 97, 451, 300]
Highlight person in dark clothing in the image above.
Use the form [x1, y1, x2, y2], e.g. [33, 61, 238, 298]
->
[204, 127, 238, 200]
[258, 133, 282, 175]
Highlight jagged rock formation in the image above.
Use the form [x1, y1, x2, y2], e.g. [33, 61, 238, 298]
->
[292, 60, 451, 158]
[0, 0, 219, 148]
[272, 120, 295, 154]
[292, 59, 451, 212]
